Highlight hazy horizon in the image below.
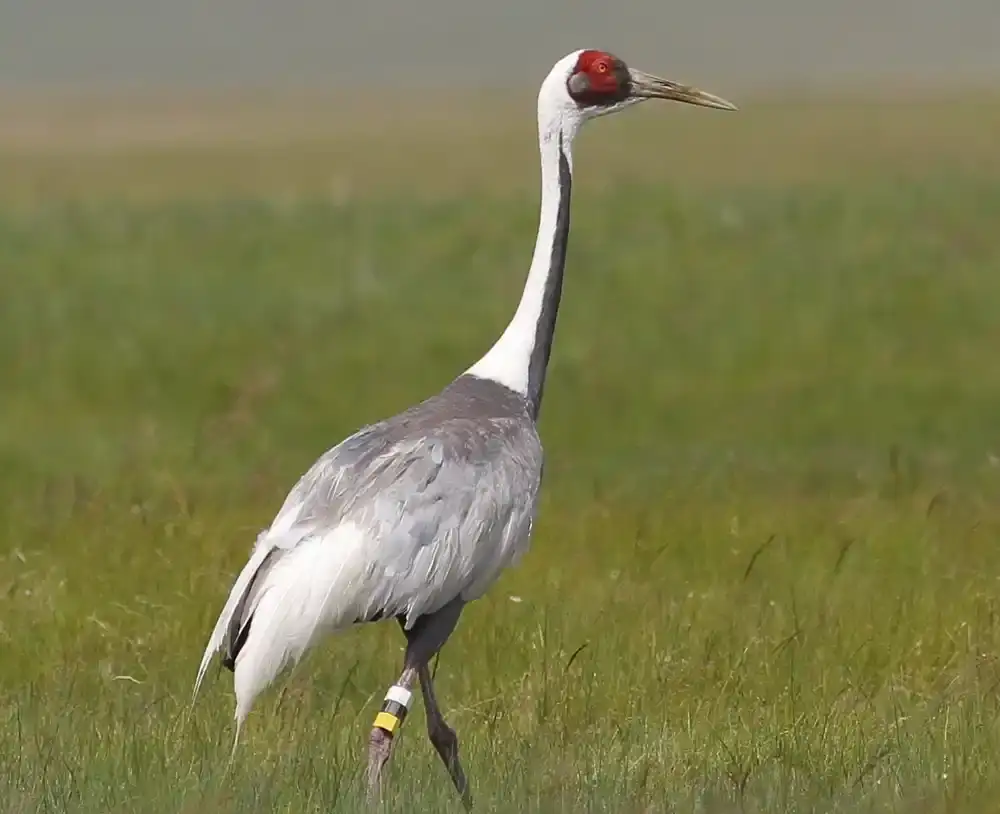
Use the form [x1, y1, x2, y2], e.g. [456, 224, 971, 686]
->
[2, 0, 1000, 93]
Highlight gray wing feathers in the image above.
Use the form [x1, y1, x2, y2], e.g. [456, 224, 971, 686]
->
[263, 415, 543, 626]
[194, 377, 544, 711]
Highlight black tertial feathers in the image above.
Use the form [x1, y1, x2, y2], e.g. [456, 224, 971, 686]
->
[222, 548, 278, 671]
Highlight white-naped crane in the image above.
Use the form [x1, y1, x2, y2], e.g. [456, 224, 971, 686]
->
[192, 48, 735, 808]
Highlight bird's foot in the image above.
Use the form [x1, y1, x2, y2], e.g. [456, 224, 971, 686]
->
[429, 719, 472, 810]
[366, 726, 394, 806]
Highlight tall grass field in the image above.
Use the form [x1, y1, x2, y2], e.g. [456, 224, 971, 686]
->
[3, 92, 1000, 812]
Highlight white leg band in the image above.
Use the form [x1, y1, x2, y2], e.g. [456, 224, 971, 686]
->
[385, 685, 412, 708]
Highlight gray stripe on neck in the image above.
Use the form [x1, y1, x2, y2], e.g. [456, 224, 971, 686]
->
[525, 134, 572, 421]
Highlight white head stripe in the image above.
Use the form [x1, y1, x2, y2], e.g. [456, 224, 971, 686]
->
[385, 685, 413, 708]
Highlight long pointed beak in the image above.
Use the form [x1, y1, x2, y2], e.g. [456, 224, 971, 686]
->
[628, 69, 737, 111]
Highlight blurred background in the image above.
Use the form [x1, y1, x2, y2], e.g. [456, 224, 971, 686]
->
[2, 0, 1000, 91]
[4, 4, 1000, 813]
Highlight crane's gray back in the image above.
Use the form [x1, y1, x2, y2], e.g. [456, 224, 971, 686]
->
[276, 374, 542, 542]
[249, 374, 544, 625]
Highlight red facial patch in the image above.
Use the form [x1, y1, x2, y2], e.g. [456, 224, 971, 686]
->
[572, 49, 622, 96]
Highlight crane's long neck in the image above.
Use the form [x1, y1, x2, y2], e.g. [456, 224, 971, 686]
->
[465, 127, 573, 420]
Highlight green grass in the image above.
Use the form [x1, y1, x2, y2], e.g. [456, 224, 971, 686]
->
[3, 95, 1000, 813]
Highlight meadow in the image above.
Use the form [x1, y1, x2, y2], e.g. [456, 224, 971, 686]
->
[3, 90, 1000, 813]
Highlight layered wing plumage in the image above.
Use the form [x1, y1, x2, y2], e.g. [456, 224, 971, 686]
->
[193, 377, 543, 725]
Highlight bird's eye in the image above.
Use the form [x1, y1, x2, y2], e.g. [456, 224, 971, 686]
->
[596, 62, 609, 74]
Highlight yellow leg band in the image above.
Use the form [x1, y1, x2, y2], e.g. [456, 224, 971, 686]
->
[374, 711, 401, 734]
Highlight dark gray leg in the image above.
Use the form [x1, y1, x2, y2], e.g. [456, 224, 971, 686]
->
[418, 661, 473, 810]
[366, 598, 467, 807]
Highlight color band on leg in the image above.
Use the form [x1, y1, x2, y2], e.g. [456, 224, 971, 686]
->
[373, 685, 412, 737]
[385, 685, 413, 707]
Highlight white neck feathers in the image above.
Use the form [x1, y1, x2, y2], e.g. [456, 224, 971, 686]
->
[464, 133, 570, 396]
[465, 54, 585, 409]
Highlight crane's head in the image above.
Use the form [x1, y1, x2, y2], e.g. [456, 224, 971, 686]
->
[540, 49, 736, 136]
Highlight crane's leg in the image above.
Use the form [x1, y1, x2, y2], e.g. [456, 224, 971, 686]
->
[417, 660, 473, 810]
[365, 598, 466, 807]
[366, 664, 417, 805]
